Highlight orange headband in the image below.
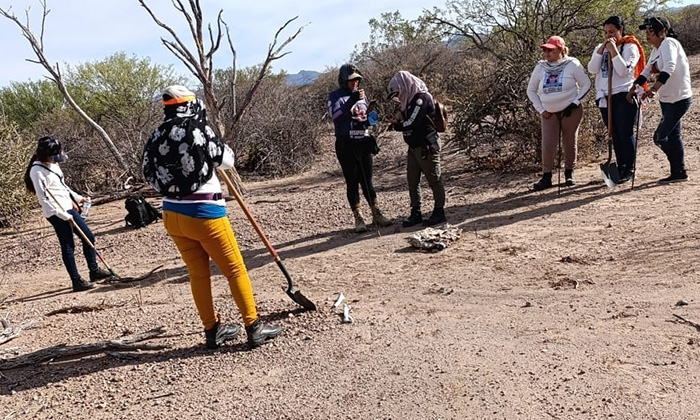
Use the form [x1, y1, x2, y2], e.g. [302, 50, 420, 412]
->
[162, 95, 195, 106]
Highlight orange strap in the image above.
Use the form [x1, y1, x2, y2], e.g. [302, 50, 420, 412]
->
[162, 95, 195, 106]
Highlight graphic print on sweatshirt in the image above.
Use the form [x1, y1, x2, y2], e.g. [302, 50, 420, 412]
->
[602, 51, 609, 79]
[543, 71, 564, 93]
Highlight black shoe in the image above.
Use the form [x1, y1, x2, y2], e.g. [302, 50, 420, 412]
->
[616, 171, 633, 184]
[89, 268, 114, 282]
[245, 319, 282, 349]
[72, 279, 96, 292]
[402, 208, 423, 228]
[659, 171, 688, 183]
[422, 208, 446, 226]
[564, 169, 575, 186]
[533, 173, 553, 191]
[205, 322, 241, 349]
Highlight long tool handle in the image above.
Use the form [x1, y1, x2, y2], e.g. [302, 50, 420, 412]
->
[607, 54, 613, 138]
[44, 186, 116, 275]
[218, 169, 293, 288]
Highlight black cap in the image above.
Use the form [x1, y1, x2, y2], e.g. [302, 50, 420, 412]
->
[639, 16, 669, 31]
[36, 136, 67, 162]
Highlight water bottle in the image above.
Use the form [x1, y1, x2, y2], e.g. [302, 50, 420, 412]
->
[81, 199, 92, 218]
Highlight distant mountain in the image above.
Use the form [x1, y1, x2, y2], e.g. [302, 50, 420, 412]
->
[286, 70, 321, 86]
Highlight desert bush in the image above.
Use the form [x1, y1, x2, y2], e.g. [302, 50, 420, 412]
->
[0, 120, 35, 227]
[672, 6, 700, 55]
[219, 72, 324, 176]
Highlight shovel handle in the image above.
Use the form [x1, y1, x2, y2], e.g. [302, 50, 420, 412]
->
[218, 169, 281, 262]
[607, 53, 613, 138]
[43, 186, 115, 273]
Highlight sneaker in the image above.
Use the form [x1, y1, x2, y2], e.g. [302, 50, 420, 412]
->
[564, 169, 575, 186]
[245, 319, 282, 349]
[72, 279, 96, 292]
[205, 322, 241, 349]
[616, 171, 633, 184]
[89, 268, 114, 282]
[533, 173, 553, 191]
[422, 208, 447, 226]
[659, 171, 688, 183]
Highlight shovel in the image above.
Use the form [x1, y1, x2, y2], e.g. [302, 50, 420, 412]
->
[601, 53, 619, 188]
[44, 185, 121, 279]
[218, 169, 317, 311]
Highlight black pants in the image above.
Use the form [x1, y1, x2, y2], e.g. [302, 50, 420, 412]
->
[335, 137, 377, 208]
[47, 209, 100, 285]
[599, 92, 637, 175]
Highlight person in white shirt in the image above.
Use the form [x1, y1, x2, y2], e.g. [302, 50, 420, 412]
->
[588, 16, 646, 183]
[23, 136, 113, 292]
[527, 35, 592, 191]
[627, 16, 692, 182]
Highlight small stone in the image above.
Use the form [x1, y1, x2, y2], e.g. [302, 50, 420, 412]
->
[523, 301, 532, 308]
[676, 300, 689, 307]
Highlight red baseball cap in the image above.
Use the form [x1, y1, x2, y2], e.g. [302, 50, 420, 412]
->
[541, 36, 565, 50]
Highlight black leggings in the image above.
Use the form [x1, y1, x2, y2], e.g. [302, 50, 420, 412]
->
[335, 137, 377, 208]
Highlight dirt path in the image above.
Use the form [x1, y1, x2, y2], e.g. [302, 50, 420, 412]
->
[2, 66, 700, 419]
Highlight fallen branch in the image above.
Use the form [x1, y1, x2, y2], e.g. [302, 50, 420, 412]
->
[673, 314, 700, 333]
[0, 314, 36, 346]
[104, 265, 164, 284]
[45, 302, 121, 317]
[0, 326, 168, 370]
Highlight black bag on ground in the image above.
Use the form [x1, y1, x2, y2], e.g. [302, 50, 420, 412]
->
[124, 193, 161, 229]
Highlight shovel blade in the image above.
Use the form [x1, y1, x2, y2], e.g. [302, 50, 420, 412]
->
[600, 162, 619, 188]
[285, 288, 317, 311]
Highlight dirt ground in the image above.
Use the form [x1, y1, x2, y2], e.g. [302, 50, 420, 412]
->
[2, 63, 700, 420]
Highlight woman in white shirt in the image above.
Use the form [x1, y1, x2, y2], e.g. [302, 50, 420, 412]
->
[627, 17, 692, 182]
[527, 36, 592, 190]
[588, 16, 646, 184]
[24, 136, 112, 292]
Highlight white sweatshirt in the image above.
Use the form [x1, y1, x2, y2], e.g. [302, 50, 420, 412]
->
[527, 58, 592, 114]
[642, 37, 692, 103]
[588, 42, 640, 100]
[29, 162, 84, 221]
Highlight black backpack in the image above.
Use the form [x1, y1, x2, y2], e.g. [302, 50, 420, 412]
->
[124, 194, 161, 229]
[432, 100, 448, 133]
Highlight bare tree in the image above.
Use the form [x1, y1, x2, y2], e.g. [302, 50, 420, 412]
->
[0, 1, 133, 178]
[137, 0, 306, 140]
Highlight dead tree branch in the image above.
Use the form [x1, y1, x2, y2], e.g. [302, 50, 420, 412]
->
[0, 1, 133, 178]
[0, 314, 36, 346]
[0, 326, 168, 370]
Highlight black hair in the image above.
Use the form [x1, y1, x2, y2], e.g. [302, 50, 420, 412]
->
[643, 16, 677, 39]
[603, 16, 625, 35]
[24, 154, 38, 194]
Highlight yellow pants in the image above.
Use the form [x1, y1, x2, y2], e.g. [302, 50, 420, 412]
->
[163, 211, 258, 329]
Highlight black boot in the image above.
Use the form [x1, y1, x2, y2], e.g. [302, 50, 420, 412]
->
[246, 319, 283, 349]
[533, 172, 553, 191]
[660, 170, 688, 183]
[564, 169, 575, 186]
[72, 278, 96, 292]
[89, 268, 114, 282]
[402, 207, 423, 228]
[422, 207, 447, 226]
[205, 321, 241, 349]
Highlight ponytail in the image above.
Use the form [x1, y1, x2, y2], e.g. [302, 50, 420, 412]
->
[24, 154, 38, 194]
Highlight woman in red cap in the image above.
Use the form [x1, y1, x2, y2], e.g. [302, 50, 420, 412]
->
[527, 35, 592, 190]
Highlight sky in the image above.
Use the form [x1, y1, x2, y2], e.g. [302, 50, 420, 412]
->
[0, 0, 446, 87]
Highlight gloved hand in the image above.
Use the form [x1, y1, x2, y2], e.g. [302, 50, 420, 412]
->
[388, 121, 402, 131]
[562, 102, 580, 117]
[429, 142, 440, 154]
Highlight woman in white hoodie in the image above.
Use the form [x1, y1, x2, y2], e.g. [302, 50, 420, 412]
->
[527, 36, 592, 190]
[627, 17, 692, 182]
